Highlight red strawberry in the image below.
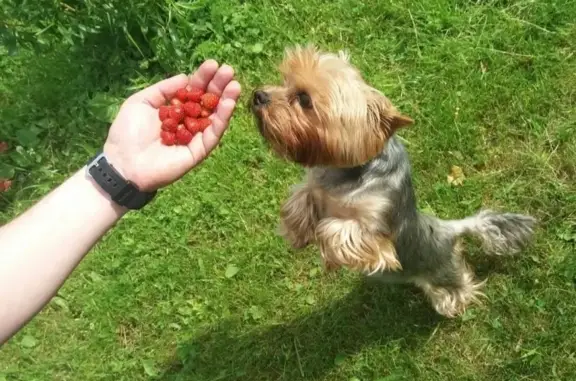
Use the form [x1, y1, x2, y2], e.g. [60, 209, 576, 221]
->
[175, 88, 189, 102]
[160, 130, 177, 146]
[168, 105, 185, 122]
[176, 125, 193, 145]
[197, 118, 212, 131]
[184, 117, 201, 134]
[170, 98, 183, 106]
[161, 118, 179, 132]
[0, 141, 8, 154]
[200, 108, 211, 118]
[0, 179, 12, 192]
[201, 93, 219, 110]
[159, 105, 171, 121]
[182, 102, 202, 118]
[187, 88, 204, 103]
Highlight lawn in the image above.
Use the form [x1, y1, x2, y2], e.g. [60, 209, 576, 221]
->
[1, 0, 576, 380]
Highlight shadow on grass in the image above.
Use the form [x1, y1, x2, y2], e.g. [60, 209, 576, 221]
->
[158, 278, 442, 381]
[0, 32, 162, 213]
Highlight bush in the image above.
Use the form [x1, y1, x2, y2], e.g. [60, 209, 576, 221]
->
[1, 0, 276, 72]
[0, 0, 284, 188]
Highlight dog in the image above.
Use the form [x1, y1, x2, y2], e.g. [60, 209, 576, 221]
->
[250, 45, 536, 317]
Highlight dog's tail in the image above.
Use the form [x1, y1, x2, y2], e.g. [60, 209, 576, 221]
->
[447, 210, 536, 255]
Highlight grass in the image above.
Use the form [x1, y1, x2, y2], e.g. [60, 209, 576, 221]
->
[1, 0, 576, 380]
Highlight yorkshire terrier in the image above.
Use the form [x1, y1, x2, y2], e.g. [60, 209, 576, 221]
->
[251, 45, 536, 317]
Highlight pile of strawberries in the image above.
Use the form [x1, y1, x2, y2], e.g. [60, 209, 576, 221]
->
[159, 88, 220, 146]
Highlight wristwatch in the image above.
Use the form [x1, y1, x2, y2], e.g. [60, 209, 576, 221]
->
[86, 151, 156, 210]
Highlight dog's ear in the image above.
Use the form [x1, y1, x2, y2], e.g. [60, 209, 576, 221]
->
[316, 218, 401, 274]
[367, 90, 414, 135]
[386, 111, 414, 132]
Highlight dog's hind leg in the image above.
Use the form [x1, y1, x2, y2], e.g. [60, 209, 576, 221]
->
[413, 242, 485, 318]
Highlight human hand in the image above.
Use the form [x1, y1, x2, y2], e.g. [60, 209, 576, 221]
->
[103, 61, 241, 192]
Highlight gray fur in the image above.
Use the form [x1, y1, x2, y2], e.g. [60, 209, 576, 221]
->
[310, 136, 537, 286]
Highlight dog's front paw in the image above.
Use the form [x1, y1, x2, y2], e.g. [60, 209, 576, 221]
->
[278, 223, 311, 249]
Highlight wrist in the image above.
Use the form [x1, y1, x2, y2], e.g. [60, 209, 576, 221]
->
[79, 169, 129, 216]
[86, 151, 157, 210]
[102, 144, 133, 185]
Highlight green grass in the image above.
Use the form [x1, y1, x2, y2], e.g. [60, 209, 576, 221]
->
[1, 0, 576, 380]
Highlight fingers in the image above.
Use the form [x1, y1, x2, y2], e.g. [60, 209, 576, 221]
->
[206, 65, 235, 96]
[201, 80, 241, 150]
[128, 74, 189, 108]
[188, 60, 219, 90]
[127, 60, 234, 110]
[186, 79, 241, 166]
[210, 80, 242, 137]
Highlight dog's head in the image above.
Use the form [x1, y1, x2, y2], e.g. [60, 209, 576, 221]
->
[251, 45, 413, 167]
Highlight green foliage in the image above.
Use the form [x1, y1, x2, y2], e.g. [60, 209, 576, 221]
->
[1, 0, 274, 70]
[1, 0, 576, 380]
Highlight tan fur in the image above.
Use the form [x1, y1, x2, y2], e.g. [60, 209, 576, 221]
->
[253, 45, 534, 318]
[255, 45, 413, 276]
[316, 218, 400, 274]
[255, 45, 413, 168]
[279, 184, 318, 249]
[279, 175, 401, 274]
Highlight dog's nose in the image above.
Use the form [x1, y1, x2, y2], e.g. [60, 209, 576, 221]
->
[253, 90, 270, 107]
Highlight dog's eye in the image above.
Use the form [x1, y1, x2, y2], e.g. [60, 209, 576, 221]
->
[296, 92, 313, 109]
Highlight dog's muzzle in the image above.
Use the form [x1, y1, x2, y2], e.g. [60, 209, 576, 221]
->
[252, 90, 270, 109]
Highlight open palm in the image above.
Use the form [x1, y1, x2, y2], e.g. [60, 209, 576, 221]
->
[103, 60, 241, 191]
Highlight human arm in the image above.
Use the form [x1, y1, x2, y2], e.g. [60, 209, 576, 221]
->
[0, 61, 241, 345]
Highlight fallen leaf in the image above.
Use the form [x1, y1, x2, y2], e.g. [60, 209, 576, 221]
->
[334, 353, 347, 366]
[52, 296, 69, 311]
[376, 375, 404, 381]
[251, 43, 264, 54]
[248, 305, 263, 320]
[20, 335, 37, 348]
[225, 264, 239, 278]
[141, 359, 158, 377]
[447, 165, 465, 186]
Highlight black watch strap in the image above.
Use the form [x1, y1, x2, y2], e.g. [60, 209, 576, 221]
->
[86, 151, 156, 210]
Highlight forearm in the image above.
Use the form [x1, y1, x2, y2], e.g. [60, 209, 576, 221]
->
[0, 168, 126, 344]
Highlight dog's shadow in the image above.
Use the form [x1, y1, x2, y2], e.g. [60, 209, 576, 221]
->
[157, 279, 444, 381]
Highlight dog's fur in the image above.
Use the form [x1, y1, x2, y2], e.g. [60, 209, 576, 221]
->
[251, 45, 536, 317]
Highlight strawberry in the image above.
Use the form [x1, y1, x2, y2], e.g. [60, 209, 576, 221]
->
[161, 118, 179, 132]
[182, 102, 202, 118]
[187, 88, 204, 103]
[176, 124, 193, 145]
[175, 88, 189, 102]
[200, 108, 211, 118]
[184, 117, 200, 134]
[170, 98, 183, 106]
[197, 118, 212, 131]
[201, 93, 219, 110]
[159, 105, 171, 121]
[0, 141, 8, 154]
[160, 130, 177, 146]
[0, 179, 12, 192]
[168, 105, 185, 122]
